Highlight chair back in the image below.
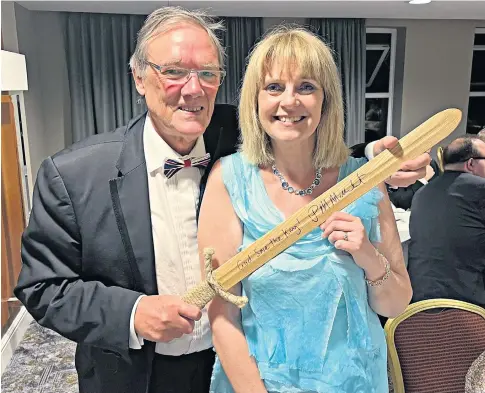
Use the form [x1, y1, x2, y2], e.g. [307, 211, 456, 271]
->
[385, 299, 485, 393]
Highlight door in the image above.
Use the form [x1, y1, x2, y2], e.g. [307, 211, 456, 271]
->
[1, 94, 26, 335]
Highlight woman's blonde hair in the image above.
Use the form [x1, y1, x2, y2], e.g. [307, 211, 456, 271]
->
[239, 26, 349, 169]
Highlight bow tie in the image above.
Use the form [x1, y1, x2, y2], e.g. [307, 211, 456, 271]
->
[163, 153, 211, 179]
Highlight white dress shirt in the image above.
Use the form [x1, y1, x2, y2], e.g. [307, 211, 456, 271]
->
[129, 115, 212, 355]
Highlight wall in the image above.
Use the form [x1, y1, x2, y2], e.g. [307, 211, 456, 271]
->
[2, 2, 20, 53]
[2, 3, 71, 179]
[367, 18, 485, 150]
[33, 11, 72, 151]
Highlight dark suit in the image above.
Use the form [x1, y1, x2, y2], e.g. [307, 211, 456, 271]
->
[387, 159, 441, 210]
[408, 171, 485, 308]
[15, 104, 365, 392]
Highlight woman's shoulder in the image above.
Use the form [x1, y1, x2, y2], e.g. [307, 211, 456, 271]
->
[220, 151, 259, 175]
[220, 151, 243, 166]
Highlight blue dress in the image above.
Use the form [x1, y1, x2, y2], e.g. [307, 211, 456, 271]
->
[210, 152, 388, 393]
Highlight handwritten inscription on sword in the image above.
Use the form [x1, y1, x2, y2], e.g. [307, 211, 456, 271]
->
[236, 171, 367, 271]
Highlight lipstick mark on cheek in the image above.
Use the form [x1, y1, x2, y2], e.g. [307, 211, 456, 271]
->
[159, 83, 184, 108]
[162, 82, 184, 96]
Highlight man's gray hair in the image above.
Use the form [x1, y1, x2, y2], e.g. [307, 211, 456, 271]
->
[129, 7, 225, 78]
[478, 128, 485, 142]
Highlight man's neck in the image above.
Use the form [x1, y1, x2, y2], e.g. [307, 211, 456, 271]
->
[150, 116, 198, 156]
[444, 164, 467, 173]
[159, 135, 197, 156]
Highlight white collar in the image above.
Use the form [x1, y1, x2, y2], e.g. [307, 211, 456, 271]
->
[144, 114, 206, 173]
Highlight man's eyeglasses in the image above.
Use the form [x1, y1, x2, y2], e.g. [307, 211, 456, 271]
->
[145, 62, 226, 87]
[451, 156, 485, 164]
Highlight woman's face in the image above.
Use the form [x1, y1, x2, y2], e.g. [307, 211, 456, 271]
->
[258, 64, 324, 145]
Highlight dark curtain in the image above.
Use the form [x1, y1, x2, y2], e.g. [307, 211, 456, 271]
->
[307, 18, 366, 146]
[216, 17, 263, 105]
[65, 13, 146, 142]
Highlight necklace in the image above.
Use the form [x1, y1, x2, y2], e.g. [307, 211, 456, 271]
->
[271, 165, 322, 196]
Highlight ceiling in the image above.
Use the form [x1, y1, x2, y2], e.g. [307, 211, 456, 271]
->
[15, 0, 485, 19]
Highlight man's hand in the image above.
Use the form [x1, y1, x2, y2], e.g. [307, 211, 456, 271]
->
[373, 136, 432, 187]
[134, 295, 202, 342]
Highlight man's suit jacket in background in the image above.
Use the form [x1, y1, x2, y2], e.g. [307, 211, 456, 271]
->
[387, 159, 440, 211]
[408, 171, 485, 308]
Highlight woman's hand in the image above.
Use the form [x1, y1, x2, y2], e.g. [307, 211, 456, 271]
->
[320, 186, 412, 318]
[321, 212, 380, 273]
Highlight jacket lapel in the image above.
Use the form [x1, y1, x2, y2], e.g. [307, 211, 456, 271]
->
[109, 112, 157, 295]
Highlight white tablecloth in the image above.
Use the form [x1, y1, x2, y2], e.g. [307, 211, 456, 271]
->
[393, 205, 410, 266]
[394, 207, 411, 243]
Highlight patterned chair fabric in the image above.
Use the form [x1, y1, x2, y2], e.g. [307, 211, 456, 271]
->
[385, 299, 485, 393]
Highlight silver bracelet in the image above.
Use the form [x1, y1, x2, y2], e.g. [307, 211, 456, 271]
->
[365, 249, 391, 287]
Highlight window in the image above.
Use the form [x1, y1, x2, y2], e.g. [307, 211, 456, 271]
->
[467, 28, 485, 135]
[365, 28, 396, 142]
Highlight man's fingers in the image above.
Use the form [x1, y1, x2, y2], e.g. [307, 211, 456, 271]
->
[373, 136, 398, 157]
[380, 136, 399, 150]
[176, 316, 196, 334]
[399, 152, 432, 171]
[386, 168, 427, 187]
[178, 302, 202, 321]
[393, 168, 426, 181]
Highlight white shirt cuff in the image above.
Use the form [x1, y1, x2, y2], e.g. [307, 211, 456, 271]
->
[364, 141, 377, 161]
[129, 295, 146, 349]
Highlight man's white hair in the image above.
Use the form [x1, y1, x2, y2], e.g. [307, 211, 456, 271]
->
[129, 7, 225, 78]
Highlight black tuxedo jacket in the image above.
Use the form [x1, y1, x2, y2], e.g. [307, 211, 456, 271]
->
[15, 104, 364, 393]
[408, 170, 485, 307]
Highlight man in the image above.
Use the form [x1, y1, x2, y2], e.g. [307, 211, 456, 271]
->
[408, 135, 485, 308]
[478, 128, 485, 141]
[14, 7, 431, 393]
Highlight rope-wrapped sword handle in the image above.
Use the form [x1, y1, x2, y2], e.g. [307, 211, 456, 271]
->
[182, 248, 248, 309]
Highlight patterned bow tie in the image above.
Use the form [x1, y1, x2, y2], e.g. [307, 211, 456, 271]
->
[163, 153, 211, 179]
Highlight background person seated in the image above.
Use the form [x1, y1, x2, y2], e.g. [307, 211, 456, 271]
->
[477, 128, 485, 141]
[407, 135, 485, 308]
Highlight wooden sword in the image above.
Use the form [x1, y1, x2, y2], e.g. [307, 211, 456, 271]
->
[182, 108, 462, 308]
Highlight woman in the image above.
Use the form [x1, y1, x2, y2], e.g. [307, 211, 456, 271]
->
[198, 27, 412, 393]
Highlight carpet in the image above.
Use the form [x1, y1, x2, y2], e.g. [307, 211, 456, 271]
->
[2, 321, 77, 393]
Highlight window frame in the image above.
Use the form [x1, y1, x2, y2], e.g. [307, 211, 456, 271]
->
[467, 27, 485, 135]
[365, 27, 397, 136]
[470, 27, 485, 98]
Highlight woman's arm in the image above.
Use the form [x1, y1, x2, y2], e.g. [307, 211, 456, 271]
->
[364, 184, 413, 317]
[322, 183, 412, 318]
[198, 161, 267, 393]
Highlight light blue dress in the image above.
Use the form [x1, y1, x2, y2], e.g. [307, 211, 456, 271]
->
[210, 152, 388, 393]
